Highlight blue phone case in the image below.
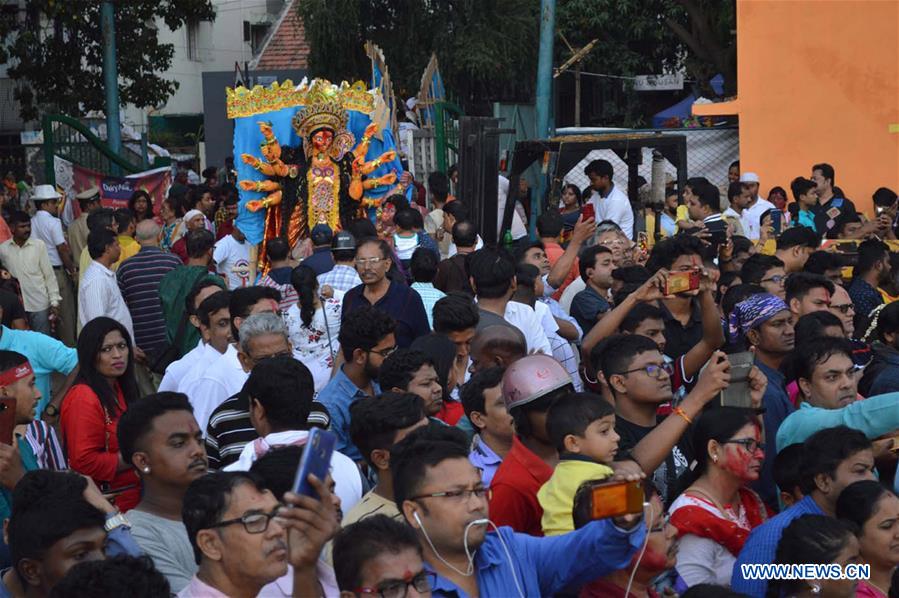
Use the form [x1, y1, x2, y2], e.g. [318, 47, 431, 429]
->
[291, 428, 336, 498]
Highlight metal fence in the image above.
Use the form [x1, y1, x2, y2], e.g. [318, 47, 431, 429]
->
[551, 126, 739, 199]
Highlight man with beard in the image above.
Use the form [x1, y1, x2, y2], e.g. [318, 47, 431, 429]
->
[116, 393, 209, 593]
[778, 337, 899, 449]
[316, 306, 395, 463]
[848, 239, 891, 333]
[729, 293, 796, 510]
[391, 424, 645, 596]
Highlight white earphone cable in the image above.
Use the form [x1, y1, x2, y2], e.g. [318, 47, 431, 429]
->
[624, 501, 655, 598]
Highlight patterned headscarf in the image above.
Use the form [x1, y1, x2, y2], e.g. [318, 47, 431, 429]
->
[728, 293, 789, 343]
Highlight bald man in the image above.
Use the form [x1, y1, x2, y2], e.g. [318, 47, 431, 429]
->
[117, 216, 185, 393]
[469, 325, 527, 374]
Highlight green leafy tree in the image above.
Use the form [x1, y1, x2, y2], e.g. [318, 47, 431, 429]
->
[0, 0, 215, 122]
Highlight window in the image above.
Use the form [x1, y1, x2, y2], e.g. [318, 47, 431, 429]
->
[186, 19, 200, 61]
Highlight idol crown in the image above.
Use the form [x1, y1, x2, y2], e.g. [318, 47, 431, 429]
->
[293, 80, 349, 138]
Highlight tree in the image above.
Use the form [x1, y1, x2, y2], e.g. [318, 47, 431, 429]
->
[0, 0, 215, 122]
[555, 0, 735, 126]
[299, 0, 539, 114]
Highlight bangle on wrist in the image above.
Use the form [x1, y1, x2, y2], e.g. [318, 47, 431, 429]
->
[673, 406, 693, 425]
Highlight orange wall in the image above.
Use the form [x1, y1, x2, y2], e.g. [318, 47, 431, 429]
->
[694, 0, 899, 215]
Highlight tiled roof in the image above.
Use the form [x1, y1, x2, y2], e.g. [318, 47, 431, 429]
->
[253, 0, 309, 70]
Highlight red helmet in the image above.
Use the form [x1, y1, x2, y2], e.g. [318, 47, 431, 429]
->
[501, 354, 572, 411]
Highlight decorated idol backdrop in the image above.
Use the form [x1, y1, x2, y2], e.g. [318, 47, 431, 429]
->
[227, 79, 405, 271]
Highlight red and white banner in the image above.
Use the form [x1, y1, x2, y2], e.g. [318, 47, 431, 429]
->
[54, 157, 171, 225]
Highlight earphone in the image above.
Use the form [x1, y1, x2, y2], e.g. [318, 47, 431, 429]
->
[413, 511, 525, 598]
[624, 501, 655, 598]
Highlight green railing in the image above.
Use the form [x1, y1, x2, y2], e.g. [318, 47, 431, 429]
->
[42, 114, 170, 184]
[434, 101, 463, 173]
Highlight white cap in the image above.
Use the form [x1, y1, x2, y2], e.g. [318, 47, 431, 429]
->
[31, 184, 61, 201]
[184, 209, 204, 223]
[740, 172, 760, 183]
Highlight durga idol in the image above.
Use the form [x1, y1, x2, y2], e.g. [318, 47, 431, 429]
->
[238, 82, 397, 266]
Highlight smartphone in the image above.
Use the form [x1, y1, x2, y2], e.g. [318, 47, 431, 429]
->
[664, 269, 701, 295]
[590, 480, 644, 519]
[770, 210, 783, 236]
[705, 219, 727, 248]
[720, 352, 754, 408]
[291, 428, 336, 499]
[0, 399, 15, 446]
[581, 203, 595, 221]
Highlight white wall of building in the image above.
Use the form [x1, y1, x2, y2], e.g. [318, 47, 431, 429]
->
[123, 0, 284, 130]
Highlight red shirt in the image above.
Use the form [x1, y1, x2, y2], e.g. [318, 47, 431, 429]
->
[488, 436, 553, 536]
[543, 241, 579, 301]
[171, 236, 189, 264]
[435, 400, 464, 426]
[60, 383, 140, 511]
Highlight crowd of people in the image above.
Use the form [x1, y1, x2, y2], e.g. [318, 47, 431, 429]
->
[0, 157, 895, 597]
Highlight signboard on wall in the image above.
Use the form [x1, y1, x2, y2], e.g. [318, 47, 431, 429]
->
[633, 74, 684, 91]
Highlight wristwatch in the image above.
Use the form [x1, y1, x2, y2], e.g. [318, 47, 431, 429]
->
[104, 512, 131, 533]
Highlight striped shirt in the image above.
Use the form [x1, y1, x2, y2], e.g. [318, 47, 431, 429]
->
[79, 260, 134, 341]
[205, 391, 331, 470]
[317, 264, 361, 293]
[411, 282, 446, 328]
[258, 267, 298, 311]
[116, 247, 183, 353]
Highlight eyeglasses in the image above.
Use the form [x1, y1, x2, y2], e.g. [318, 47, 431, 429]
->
[355, 257, 388, 268]
[615, 362, 673, 379]
[410, 486, 491, 502]
[721, 438, 765, 453]
[761, 275, 786, 284]
[831, 303, 855, 314]
[100, 341, 129, 354]
[649, 512, 671, 533]
[250, 349, 293, 362]
[356, 571, 437, 598]
[207, 506, 281, 534]
[367, 345, 398, 358]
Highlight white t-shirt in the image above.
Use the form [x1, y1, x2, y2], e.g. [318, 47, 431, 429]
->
[503, 301, 553, 355]
[175, 343, 224, 397]
[213, 235, 251, 289]
[181, 344, 247, 431]
[159, 342, 207, 392]
[740, 197, 776, 241]
[587, 183, 634, 239]
[31, 210, 66, 266]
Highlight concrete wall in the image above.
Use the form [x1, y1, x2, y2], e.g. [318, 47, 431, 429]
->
[694, 0, 899, 214]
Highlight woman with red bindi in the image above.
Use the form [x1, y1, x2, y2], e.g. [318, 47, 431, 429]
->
[667, 407, 772, 589]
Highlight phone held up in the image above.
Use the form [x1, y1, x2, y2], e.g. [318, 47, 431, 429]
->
[291, 428, 336, 500]
[581, 203, 596, 222]
[720, 351, 754, 408]
[663, 269, 701, 295]
[589, 480, 644, 520]
[0, 398, 15, 446]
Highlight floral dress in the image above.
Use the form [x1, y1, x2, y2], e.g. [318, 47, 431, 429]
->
[284, 290, 343, 393]
[159, 219, 184, 252]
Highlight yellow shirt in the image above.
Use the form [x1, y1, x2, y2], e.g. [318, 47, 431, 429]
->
[323, 490, 400, 567]
[77, 236, 139, 283]
[0, 237, 61, 311]
[537, 458, 613, 536]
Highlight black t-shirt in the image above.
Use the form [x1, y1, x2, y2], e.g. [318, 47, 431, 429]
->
[616, 414, 692, 506]
[0, 290, 26, 328]
[814, 196, 857, 239]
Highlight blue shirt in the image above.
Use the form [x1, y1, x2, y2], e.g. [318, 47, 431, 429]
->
[777, 392, 899, 451]
[0, 326, 78, 416]
[732, 495, 824, 597]
[316, 366, 380, 462]
[427, 520, 645, 597]
[569, 285, 610, 335]
[468, 435, 503, 487]
[848, 278, 884, 333]
[753, 360, 794, 510]
[302, 247, 335, 276]
[343, 281, 431, 348]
